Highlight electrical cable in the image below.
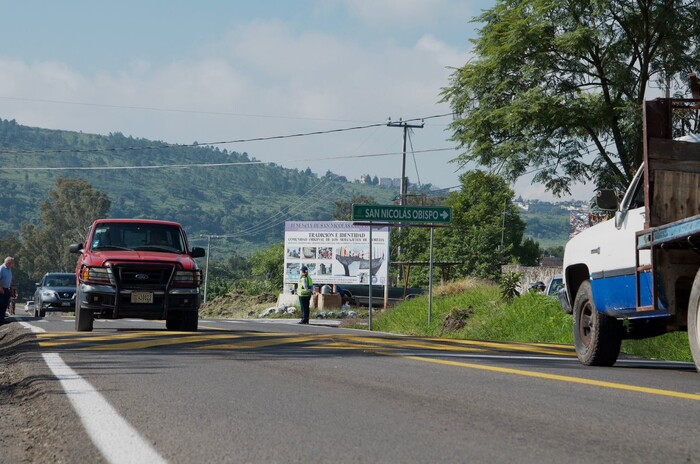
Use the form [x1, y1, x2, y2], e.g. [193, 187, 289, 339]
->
[0, 113, 454, 156]
[1, 147, 455, 171]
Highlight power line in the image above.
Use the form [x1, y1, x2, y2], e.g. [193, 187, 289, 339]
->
[0, 113, 454, 156]
[1, 147, 455, 171]
[0, 95, 378, 124]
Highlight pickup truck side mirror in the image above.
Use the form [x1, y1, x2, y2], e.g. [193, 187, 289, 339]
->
[190, 247, 206, 258]
[69, 243, 83, 253]
[596, 189, 619, 211]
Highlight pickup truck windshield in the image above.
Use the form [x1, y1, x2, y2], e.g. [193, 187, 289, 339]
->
[91, 223, 185, 253]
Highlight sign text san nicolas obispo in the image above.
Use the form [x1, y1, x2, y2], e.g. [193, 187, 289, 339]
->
[352, 204, 452, 225]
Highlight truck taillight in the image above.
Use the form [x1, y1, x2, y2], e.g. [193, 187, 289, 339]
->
[80, 266, 113, 284]
[173, 270, 200, 286]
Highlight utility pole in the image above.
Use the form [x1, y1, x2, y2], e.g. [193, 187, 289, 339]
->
[387, 117, 424, 286]
[201, 234, 214, 303]
[386, 118, 425, 205]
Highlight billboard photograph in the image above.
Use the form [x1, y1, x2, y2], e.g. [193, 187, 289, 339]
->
[284, 221, 390, 285]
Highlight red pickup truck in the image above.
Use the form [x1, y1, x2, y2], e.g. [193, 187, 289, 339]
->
[69, 219, 205, 332]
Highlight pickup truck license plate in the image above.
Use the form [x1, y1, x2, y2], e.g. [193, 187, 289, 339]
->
[131, 292, 153, 304]
[61, 302, 71, 307]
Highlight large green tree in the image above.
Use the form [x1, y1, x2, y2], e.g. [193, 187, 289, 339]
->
[20, 178, 110, 277]
[442, 0, 700, 195]
[400, 171, 526, 283]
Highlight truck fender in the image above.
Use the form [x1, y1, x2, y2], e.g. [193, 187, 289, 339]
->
[563, 263, 590, 315]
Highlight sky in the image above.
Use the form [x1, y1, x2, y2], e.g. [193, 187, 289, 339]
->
[0, 0, 594, 201]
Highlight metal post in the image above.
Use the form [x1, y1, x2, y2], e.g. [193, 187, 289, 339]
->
[500, 201, 506, 251]
[368, 224, 373, 331]
[429, 227, 434, 325]
[203, 235, 211, 303]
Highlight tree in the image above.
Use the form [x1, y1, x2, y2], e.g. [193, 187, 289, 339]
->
[249, 242, 285, 288]
[20, 178, 110, 277]
[333, 195, 376, 220]
[441, 170, 526, 280]
[396, 171, 525, 283]
[441, 1, 700, 196]
[515, 237, 542, 266]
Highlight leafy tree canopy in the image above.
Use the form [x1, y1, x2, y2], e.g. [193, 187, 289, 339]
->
[20, 178, 110, 277]
[441, 0, 700, 196]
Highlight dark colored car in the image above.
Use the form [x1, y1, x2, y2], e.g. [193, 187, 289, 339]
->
[33, 272, 77, 317]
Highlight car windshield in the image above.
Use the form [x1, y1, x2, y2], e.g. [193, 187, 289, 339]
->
[45, 275, 75, 287]
[91, 223, 185, 253]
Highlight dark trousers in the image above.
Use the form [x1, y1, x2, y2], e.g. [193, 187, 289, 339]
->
[299, 295, 311, 322]
[0, 288, 9, 321]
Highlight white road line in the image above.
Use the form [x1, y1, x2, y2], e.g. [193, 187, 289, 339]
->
[42, 353, 168, 464]
[17, 320, 46, 333]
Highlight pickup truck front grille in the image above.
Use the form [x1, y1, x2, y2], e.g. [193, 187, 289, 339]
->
[114, 264, 175, 288]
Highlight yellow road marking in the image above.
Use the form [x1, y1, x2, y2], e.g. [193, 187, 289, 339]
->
[198, 335, 322, 350]
[427, 337, 576, 356]
[393, 354, 700, 401]
[344, 336, 486, 353]
[80, 333, 242, 350]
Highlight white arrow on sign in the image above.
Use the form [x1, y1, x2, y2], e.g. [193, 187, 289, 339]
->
[440, 211, 449, 220]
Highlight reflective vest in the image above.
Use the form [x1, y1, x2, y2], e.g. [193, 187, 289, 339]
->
[298, 275, 313, 296]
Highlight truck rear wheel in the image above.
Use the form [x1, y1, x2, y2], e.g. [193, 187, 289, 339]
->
[573, 280, 622, 366]
[686, 270, 700, 372]
[75, 289, 94, 332]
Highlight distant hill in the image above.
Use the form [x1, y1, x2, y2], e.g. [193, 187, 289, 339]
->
[0, 118, 398, 255]
[518, 199, 588, 250]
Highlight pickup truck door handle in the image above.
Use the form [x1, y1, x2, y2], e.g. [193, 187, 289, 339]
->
[591, 247, 600, 254]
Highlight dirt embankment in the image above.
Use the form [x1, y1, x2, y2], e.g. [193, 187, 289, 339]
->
[198, 290, 278, 318]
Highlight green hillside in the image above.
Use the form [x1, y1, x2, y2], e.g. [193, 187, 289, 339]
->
[0, 118, 396, 256]
[0, 119, 579, 260]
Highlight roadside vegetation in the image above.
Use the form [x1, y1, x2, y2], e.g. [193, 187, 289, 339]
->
[349, 278, 693, 363]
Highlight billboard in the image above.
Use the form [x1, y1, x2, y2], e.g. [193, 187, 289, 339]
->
[284, 221, 390, 285]
[569, 210, 609, 238]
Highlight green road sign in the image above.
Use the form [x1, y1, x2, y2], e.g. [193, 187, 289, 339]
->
[352, 204, 452, 224]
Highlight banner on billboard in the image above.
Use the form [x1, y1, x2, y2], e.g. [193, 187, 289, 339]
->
[284, 221, 390, 285]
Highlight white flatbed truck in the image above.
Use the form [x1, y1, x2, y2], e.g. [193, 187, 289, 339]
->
[561, 95, 700, 371]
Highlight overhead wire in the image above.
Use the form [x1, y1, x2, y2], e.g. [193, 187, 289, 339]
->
[1, 147, 455, 171]
[0, 113, 455, 156]
[407, 129, 422, 189]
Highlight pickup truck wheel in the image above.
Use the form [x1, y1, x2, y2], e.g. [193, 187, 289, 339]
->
[686, 270, 700, 372]
[573, 280, 622, 366]
[39, 308, 46, 318]
[181, 312, 198, 332]
[75, 289, 94, 332]
[166, 312, 181, 331]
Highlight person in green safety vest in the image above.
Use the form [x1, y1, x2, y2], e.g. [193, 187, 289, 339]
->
[297, 266, 312, 324]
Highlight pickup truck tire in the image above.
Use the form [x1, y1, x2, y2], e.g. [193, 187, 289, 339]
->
[166, 311, 181, 331]
[75, 289, 94, 332]
[686, 270, 700, 372]
[573, 280, 622, 366]
[181, 311, 198, 332]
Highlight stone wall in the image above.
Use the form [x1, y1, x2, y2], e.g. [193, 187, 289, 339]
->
[501, 265, 562, 293]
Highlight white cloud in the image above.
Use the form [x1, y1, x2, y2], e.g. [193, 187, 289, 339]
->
[339, 0, 450, 25]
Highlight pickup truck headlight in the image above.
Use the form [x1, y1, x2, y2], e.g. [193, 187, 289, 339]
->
[173, 270, 200, 287]
[80, 266, 113, 285]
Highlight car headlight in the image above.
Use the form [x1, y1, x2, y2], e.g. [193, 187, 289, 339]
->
[41, 290, 57, 299]
[173, 270, 200, 286]
[80, 266, 113, 284]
